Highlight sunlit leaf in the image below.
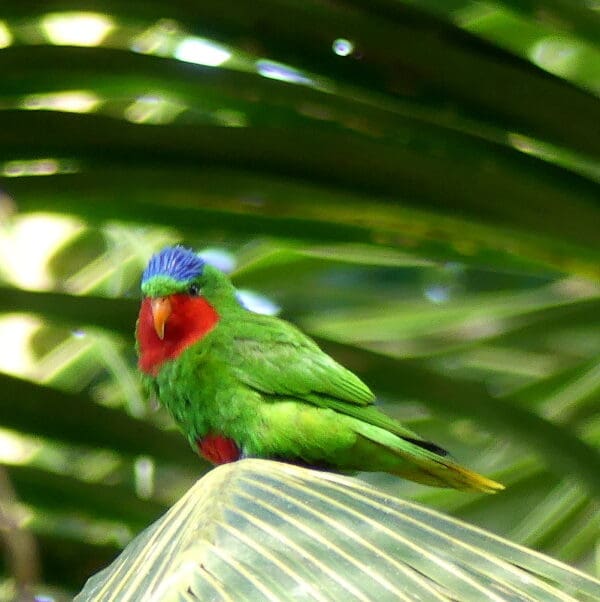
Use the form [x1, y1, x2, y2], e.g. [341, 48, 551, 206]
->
[0, 0, 599, 596]
[76, 459, 600, 601]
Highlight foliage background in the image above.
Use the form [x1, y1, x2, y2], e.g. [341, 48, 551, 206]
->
[0, 1, 598, 599]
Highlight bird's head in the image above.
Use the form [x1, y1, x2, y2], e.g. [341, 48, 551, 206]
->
[137, 246, 236, 375]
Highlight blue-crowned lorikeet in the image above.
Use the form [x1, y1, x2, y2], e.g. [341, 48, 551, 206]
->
[136, 246, 503, 492]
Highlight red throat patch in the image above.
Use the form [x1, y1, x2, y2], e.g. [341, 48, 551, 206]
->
[197, 434, 240, 464]
[136, 294, 219, 376]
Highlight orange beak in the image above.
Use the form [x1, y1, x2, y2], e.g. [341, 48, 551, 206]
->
[151, 297, 172, 340]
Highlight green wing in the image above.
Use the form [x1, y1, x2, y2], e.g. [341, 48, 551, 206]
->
[230, 314, 374, 406]
[229, 314, 436, 445]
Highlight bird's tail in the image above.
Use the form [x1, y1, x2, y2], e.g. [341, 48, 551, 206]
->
[446, 462, 505, 493]
[394, 459, 505, 493]
[355, 429, 504, 493]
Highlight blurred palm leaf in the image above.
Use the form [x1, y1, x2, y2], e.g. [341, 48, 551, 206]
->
[0, 0, 598, 598]
[76, 459, 600, 602]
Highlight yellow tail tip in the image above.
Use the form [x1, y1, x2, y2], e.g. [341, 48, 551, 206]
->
[459, 468, 505, 493]
[474, 477, 505, 494]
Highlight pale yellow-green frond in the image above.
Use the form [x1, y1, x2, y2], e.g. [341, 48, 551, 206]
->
[76, 460, 600, 602]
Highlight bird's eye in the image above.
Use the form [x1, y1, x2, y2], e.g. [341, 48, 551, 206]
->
[188, 284, 200, 296]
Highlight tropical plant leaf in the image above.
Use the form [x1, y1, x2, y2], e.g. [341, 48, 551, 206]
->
[75, 459, 600, 602]
[0, 0, 598, 596]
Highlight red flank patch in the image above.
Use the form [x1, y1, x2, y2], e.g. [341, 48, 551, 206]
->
[197, 434, 241, 464]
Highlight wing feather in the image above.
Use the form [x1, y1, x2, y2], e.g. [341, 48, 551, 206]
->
[230, 315, 374, 406]
[229, 313, 443, 453]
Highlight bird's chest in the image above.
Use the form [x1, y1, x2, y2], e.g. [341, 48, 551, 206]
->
[152, 343, 251, 463]
[154, 344, 219, 428]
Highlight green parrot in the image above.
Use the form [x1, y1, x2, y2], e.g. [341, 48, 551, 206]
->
[136, 246, 503, 493]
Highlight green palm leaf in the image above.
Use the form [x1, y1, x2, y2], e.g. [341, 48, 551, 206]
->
[76, 460, 600, 602]
[0, 0, 598, 597]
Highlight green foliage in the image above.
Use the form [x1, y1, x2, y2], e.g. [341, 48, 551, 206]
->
[0, 0, 598, 599]
[76, 460, 600, 602]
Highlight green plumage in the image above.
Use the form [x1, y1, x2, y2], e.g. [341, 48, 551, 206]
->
[138, 259, 503, 493]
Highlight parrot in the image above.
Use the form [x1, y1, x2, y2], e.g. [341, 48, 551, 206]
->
[136, 246, 504, 493]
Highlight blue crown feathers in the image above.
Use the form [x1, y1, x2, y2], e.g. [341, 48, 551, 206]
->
[142, 246, 205, 284]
